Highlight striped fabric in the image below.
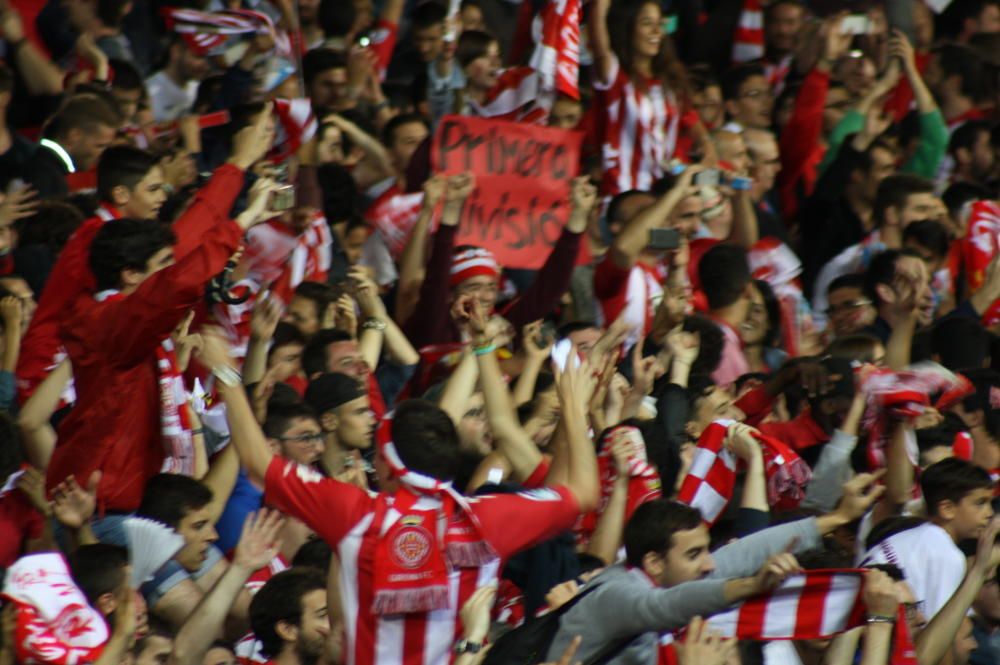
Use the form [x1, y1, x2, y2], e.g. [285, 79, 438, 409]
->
[732, 0, 765, 64]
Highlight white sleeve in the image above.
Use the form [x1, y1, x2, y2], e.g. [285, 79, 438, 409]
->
[923, 549, 967, 619]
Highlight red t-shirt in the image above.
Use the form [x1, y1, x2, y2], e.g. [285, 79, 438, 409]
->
[0, 489, 43, 567]
[263, 457, 579, 665]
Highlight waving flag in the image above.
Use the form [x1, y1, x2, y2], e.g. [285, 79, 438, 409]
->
[962, 200, 1000, 326]
[732, 0, 765, 63]
[271, 98, 317, 162]
[677, 420, 812, 524]
[161, 7, 292, 58]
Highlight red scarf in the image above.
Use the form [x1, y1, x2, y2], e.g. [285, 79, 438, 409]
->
[95, 290, 195, 475]
[371, 437, 497, 615]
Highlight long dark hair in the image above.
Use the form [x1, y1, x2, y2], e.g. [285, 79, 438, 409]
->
[606, 0, 689, 98]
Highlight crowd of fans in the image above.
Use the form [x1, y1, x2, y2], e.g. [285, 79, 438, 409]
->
[0, 0, 998, 664]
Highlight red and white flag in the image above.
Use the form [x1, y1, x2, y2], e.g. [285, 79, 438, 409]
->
[677, 420, 812, 524]
[962, 200, 1000, 326]
[2, 553, 109, 665]
[732, 0, 765, 63]
[272, 98, 318, 163]
[161, 6, 292, 58]
[473, 0, 580, 125]
[365, 185, 425, 259]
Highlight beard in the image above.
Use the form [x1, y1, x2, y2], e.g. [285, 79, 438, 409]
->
[295, 634, 326, 665]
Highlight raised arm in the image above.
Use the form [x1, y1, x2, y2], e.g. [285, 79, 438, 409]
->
[589, 0, 614, 87]
[203, 331, 274, 486]
[171, 511, 283, 665]
[610, 168, 697, 269]
[0, 3, 64, 96]
[586, 437, 630, 564]
[352, 267, 418, 366]
[395, 176, 445, 323]
[552, 355, 600, 513]
[461, 297, 544, 482]
[243, 297, 282, 386]
[17, 359, 72, 469]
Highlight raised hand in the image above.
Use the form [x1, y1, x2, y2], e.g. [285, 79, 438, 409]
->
[522, 321, 554, 361]
[236, 177, 285, 229]
[723, 422, 762, 462]
[0, 296, 22, 330]
[233, 509, 284, 571]
[835, 470, 887, 522]
[350, 267, 385, 319]
[752, 549, 801, 594]
[973, 516, 1000, 575]
[631, 339, 663, 397]
[196, 326, 234, 372]
[335, 294, 358, 337]
[229, 105, 276, 170]
[555, 350, 597, 409]
[459, 583, 497, 644]
[675, 617, 736, 665]
[51, 471, 100, 529]
[0, 185, 38, 225]
[250, 296, 283, 341]
[443, 173, 476, 211]
[422, 175, 447, 210]
[15, 467, 50, 517]
[862, 569, 900, 617]
[569, 176, 598, 214]
[666, 328, 700, 368]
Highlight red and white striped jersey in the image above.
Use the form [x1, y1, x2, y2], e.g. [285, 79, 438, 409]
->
[262, 457, 580, 665]
[593, 54, 680, 195]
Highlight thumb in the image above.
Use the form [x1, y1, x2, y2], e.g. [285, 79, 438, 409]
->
[88, 470, 102, 493]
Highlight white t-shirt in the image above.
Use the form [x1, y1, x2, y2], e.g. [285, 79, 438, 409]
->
[859, 521, 966, 620]
[145, 71, 198, 123]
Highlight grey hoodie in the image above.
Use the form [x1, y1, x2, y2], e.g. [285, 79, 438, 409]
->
[546, 517, 824, 665]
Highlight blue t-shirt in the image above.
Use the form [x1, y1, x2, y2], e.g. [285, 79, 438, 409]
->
[215, 470, 263, 553]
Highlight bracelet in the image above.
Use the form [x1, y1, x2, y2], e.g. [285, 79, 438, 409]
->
[454, 639, 484, 655]
[191, 427, 205, 436]
[212, 365, 242, 388]
[362, 317, 387, 332]
[865, 614, 896, 625]
[472, 343, 496, 356]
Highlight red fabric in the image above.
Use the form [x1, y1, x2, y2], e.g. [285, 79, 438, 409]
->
[758, 409, 830, 451]
[364, 183, 423, 259]
[45, 174, 245, 512]
[777, 67, 829, 222]
[17, 164, 245, 404]
[368, 19, 398, 81]
[884, 53, 931, 122]
[523, 457, 552, 489]
[262, 456, 580, 665]
[0, 489, 43, 567]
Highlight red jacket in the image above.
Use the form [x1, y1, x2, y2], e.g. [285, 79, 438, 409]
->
[777, 67, 829, 223]
[45, 177, 245, 512]
[16, 164, 246, 403]
[735, 385, 830, 450]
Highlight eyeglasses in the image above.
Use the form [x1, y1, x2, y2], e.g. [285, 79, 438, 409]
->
[824, 300, 873, 316]
[277, 432, 325, 446]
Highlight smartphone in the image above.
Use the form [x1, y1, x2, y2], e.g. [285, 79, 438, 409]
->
[841, 15, 870, 35]
[649, 228, 680, 251]
[271, 185, 295, 211]
[693, 169, 720, 187]
[550, 338, 581, 372]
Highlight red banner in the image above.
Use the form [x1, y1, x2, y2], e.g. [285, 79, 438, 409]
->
[431, 115, 582, 270]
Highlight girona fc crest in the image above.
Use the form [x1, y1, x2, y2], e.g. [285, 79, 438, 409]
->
[389, 526, 432, 569]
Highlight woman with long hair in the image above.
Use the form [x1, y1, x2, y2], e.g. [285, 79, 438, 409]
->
[590, 0, 715, 195]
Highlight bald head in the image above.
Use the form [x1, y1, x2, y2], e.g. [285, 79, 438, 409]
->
[712, 130, 750, 174]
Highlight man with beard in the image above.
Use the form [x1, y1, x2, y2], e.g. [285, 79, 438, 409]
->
[249, 569, 328, 665]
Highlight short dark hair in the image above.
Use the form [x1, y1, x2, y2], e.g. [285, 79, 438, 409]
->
[917, 413, 969, 458]
[250, 568, 326, 658]
[753, 279, 782, 348]
[827, 272, 866, 296]
[108, 59, 143, 91]
[136, 474, 214, 528]
[17, 201, 86, 254]
[43, 94, 121, 141]
[605, 189, 650, 228]
[933, 44, 987, 100]
[872, 174, 935, 227]
[381, 112, 429, 148]
[857, 139, 897, 174]
[556, 320, 599, 339]
[268, 322, 306, 359]
[263, 403, 319, 440]
[681, 315, 725, 376]
[70, 544, 129, 606]
[624, 499, 703, 568]
[302, 328, 355, 377]
[698, 244, 750, 310]
[412, 1, 448, 30]
[863, 248, 924, 304]
[291, 538, 333, 571]
[687, 63, 720, 94]
[317, 163, 360, 224]
[317, 0, 354, 38]
[88, 218, 176, 291]
[302, 48, 346, 89]
[825, 333, 883, 364]
[721, 63, 766, 102]
[455, 30, 497, 69]
[96, 146, 160, 203]
[391, 400, 461, 481]
[96, 0, 130, 29]
[903, 219, 951, 260]
[949, 119, 991, 156]
[942, 181, 989, 219]
[293, 281, 339, 320]
[921, 457, 993, 517]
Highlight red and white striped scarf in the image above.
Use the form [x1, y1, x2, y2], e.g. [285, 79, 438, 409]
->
[161, 6, 292, 58]
[676, 421, 812, 525]
[961, 200, 1000, 326]
[271, 99, 317, 163]
[365, 185, 424, 259]
[732, 0, 764, 64]
[95, 289, 195, 475]
[861, 362, 974, 470]
[577, 426, 661, 545]
[1, 553, 110, 665]
[371, 437, 498, 615]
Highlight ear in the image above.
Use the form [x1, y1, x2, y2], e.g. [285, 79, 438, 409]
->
[321, 411, 339, 433]
[96, 592, 118, 617]
[954, 147, 970, 167]
[641, 551, 665, 581]
[267, 438, 281, 455]
[110, 184, 130, 207]
[724, 99, 740, 119]
[875, 283, 895, 305]
[936, 498, 957, 521]
[275, 619, 298, 644]
[120, 267, 144, 289]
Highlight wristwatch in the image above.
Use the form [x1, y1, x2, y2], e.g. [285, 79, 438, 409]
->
[362, 317, 387, 332]
[212, 365, 242, 388]
[454, 640, 485, 655]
